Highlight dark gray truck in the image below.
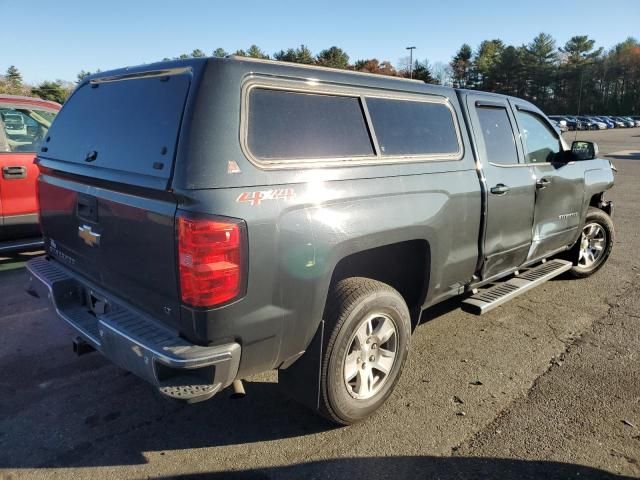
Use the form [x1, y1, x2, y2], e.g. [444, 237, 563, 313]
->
[27, 56, 615, 425]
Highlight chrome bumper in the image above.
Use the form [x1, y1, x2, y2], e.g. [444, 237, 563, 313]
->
[26, 256, 240, 403]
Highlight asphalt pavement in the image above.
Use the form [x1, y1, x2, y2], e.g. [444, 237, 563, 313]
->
[0, 128, 639, 480]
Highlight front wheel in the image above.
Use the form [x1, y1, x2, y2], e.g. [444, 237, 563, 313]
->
[320, 277, 411, 425]
[567, 207, 614, 278]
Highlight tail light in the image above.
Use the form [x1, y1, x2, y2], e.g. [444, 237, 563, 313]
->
[177, 214, 247, 308]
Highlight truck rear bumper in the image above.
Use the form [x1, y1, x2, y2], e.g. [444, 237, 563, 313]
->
[26, 256, 241, 403]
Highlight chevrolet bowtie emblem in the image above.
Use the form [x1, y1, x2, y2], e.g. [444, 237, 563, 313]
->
[78, 224, 101, 247]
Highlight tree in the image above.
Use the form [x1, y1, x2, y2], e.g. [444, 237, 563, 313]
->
[31, 81, 70, 104]
[354, 59, 397, 76]
[397, 58, 437, 83]
[560, 35, 603, 65]
[273, 45, 314, 64]
[413, 60, 438, 84]
[274, 48, 297, 62]
[191, 49, 206, 58]
[316, 46, 349, 69]
[247, 45, 269, 59]
[559, 35, 603, 113]
[76, 69, 101, 84]
[6, 66, 22, 87]
[494, 46, 526, 96]
[473, 39, 504, 90]
[294, 44, 314, 64]
[212, 47, 228, 57]
[432, 61, 453, 86]
[523, 33, 557, 107]
[450, 44, 473, 88]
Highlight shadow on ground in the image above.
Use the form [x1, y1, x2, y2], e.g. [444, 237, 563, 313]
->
[0, 250, 43, 272]
[607, 152, 640, 160]
[159, 456, 633, 480]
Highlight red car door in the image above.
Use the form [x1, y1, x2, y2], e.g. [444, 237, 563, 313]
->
[0, 96, 61, 243]
[0, 151, 39, 218]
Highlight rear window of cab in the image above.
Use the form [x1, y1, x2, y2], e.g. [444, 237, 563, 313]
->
[244, 85, 462, 167]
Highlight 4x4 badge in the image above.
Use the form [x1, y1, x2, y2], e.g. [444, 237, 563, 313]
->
[78, 224, 101, 247]
[236, 188, 295, 206]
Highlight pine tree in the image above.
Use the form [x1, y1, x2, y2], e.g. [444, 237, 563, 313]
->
[5, 66, 22, 87]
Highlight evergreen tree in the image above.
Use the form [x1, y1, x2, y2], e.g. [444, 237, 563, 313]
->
[5, 66, 22, 87]
[316, 47, 350, 69]
[450, 44, 473, 88]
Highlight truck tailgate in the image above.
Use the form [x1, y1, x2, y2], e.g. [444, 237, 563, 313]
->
[39, 175, 180, 326]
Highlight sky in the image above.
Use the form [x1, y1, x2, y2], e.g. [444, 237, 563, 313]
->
[3, 0, 639, 85]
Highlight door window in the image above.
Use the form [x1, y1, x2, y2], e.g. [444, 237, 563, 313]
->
[476, 106, 519, 165]
[516, 110, 561, 164]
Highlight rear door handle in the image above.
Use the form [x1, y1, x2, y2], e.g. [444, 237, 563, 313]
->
[536, 177, 551, 189]
[490, 184, 510, 195]
[2, 166, 27, 180]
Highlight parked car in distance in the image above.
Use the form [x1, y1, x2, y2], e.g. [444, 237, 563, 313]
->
[548, 115, 572, 131]
[620, 116, 640, 127]
[604, 116, 625, 128]
[27, 57, 615, 425]
[612, 116, 632, 127]
[0, 95, 61, 253]
[577, 116, 606, 130]
[549, 119, 568, 133]
[590, 116, 614, 129]
[564, 115, 587, 130]
[2, 112, 27, 136]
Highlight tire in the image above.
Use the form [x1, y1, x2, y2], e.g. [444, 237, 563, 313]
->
[566, 207, 614, 278]
[319, 277, 411, 425]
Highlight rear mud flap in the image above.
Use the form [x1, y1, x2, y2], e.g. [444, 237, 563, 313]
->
[278, 320, 324, 412]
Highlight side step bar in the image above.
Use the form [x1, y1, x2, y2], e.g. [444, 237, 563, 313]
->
[462, 259, 573, 315]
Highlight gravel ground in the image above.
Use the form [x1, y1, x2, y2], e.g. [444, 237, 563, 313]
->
[0, 128, 638, 480]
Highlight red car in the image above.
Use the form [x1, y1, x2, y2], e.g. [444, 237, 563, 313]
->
[0, 95, 61, 253]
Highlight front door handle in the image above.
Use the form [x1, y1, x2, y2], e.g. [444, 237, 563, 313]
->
[2, 166, 27, 180]
[490, 184, 510, 195]
[536, 177, 551, 189]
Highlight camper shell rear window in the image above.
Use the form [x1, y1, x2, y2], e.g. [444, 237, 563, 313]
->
[40, 69, 192, 188]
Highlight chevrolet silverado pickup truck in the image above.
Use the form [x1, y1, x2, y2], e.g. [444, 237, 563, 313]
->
[27, 57, 615, 425]
[0, 95, 60, 253]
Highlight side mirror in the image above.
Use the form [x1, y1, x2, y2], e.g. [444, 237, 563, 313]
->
[571, 140, 599, 160]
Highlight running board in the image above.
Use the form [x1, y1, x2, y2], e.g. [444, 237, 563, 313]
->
[462, 259, 573, 315]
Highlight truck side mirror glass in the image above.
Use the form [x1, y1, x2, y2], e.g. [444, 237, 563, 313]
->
[571, 141, 598, 160]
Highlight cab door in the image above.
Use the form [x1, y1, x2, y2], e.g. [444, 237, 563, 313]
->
[465, 93, 535, 279]
[509, 101, 584, 260]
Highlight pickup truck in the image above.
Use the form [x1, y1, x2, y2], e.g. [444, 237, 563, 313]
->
[0, 95, 60, 253]
[27, 57, 615, 425]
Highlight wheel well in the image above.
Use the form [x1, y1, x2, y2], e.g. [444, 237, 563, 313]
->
[589, 193, 604, 208]
[327, 240, 430, 329]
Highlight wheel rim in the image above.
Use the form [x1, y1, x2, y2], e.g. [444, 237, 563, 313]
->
[578, 222, 607, 269]
[343, 312, 398, 400]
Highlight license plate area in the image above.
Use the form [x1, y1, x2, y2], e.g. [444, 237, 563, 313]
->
[84, 289, 109, 316]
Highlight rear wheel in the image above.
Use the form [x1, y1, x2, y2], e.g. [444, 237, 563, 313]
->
[320, 277, 411, 425]
[567, 207, 614, 278]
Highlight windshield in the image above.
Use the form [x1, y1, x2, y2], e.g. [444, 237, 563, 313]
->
[0, 106, 58, 153]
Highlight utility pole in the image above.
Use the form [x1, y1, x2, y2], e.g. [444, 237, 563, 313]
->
[406, 46, 416, 79]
